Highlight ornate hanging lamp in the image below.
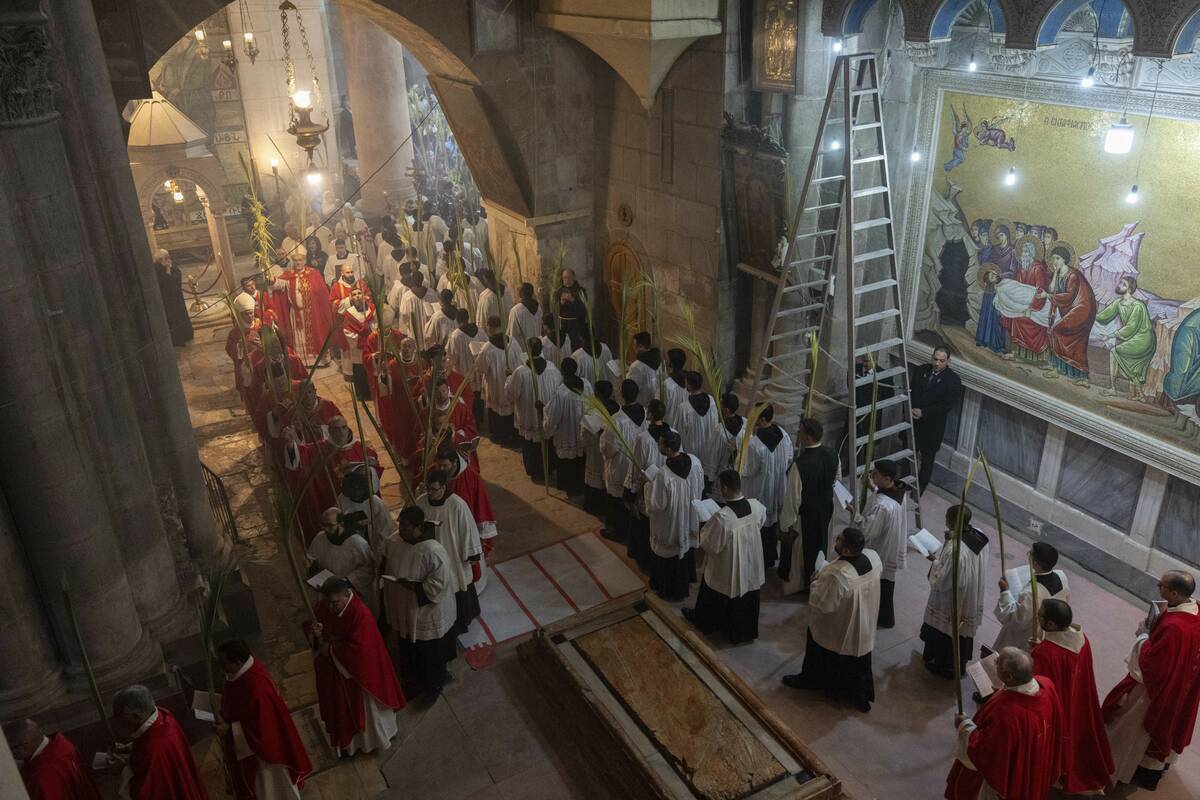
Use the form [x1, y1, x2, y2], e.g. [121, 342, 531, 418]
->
[279, 0, 327, 183]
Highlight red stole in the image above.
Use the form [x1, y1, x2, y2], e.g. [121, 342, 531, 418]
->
[20, 733, 101, 800]
[341, 303, 377, 356]
[1032, 635, 1113, 793]
[329, 280, 370, 349]
[220, 660, 313, 798]
[448, 456, 495, 530]
[945, 678, 1064, 800]
[128, 708, 209, 800]
[308, 594, 406, 749]
[1102, 608, 1200, 757]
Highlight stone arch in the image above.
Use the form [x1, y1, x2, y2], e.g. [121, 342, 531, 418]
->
[1174, 7, 1200, 54]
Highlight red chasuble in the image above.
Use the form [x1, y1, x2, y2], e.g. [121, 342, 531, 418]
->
[1103, 607, 1200, 759]
[220, 659, 313, 799]
[363, 352, 422, 476]
[945, 678, 1065, 800]
[20, 733, 101, 800]
[128, 708, 209, 800]
[308, 594, 406, 749]
[329, 279, 371, 350]
[1032, 632, 1114, 793]
[447, 454, 496, 541]
[279, 267, 334, 361]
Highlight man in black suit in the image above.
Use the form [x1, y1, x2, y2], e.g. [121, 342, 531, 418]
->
[910, 347, 962, 494]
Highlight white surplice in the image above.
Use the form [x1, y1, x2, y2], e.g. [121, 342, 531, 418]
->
[306, 532, 377, 613]
[626, 358, 660, 407]
[924, 529, 990, 638]
[540, 333, 573, 367]
[505, 361, 562, 440]
[600, 410, 645, 499]
[571, 344, 617, 387]
[674, 395, 724, 480]
[446, 325, 488, 389]
[543, 380, 591, 459]
[472, 337, 523, 415]
[416, 493, 482, 594]
[580, 409, 606, 490]
[506, 301, 543, 352]
[808, 550, 882, 657]
[647, 454, 704, 558]
[662, 377, 688, 428]
[474, 285, 513, 330]
[700, 499, 767, 598]
[325, 252, 364, 285]
[335, 492, 395, 560]
[422, 305, 457, 347]
[395, 287, 436, 341]
[856, 490, 906, 582]
[742, 428, 793, 526]
[382, 538, 457, 643]
[993, 567, 1070, 651]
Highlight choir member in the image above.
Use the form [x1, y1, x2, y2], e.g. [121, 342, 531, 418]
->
[417, 470, 484, 633]
[506, 282, 542, 353]
[783, 527, 881, 712]
[308, 577, 406, 755]
[306, 507, 377, 614]
[646, 430, 703, 601]
[662, 348, 689, 425]
[474, 316, 521, 446]
[1030, 600, 1113, 794]
[685, 469, 766, 643]
[336, 471, 394, 561]
[504, 337, 561, 481]
[434, 446, 499, 551]
[112, 685, 208, 799]
[539, 313, 571, 367]
[718, 392, 746, 475]
[853, 459, 906, 629]
[675, 371, 722, 492]
[397, 272, 437, 345]
[384, 507, 459, 704]
[571, 333, 615, 388]
[599, 379, 645, 543]
[624, 398, 665, 572]
[1103, 570, 1200, 790]
[994, 542, 1069, 651]
[626, 331, 661, 407]
[921, 504, 990, 679]
[446, 307, 487, 423]
[945, 648, 1065, 799]
[422, 289, 458, 347]
[581, 380, 616, 515]
[473, 268, 511, 332]
[4, 718, 100, 800]
[778, 417, 837, 595]
[215, 639, 313, 799]
[325, 237, 364, 285]
[543, 356, 590, 496]
[745, 404, 793, 569]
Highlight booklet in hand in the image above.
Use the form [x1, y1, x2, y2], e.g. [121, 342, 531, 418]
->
[966, 652, 1002, 698]
[1004, 565, 1030, 596]
[691, 497, 720, 524]
[833, 481, 854, 508]
[192, 691, 222, 723]
[814, 550, 830, 573]
[908, 528, 942, 558]
[306, 568, 335, 590]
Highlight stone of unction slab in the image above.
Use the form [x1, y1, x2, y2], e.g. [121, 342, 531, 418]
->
[576, 616, 787, 800]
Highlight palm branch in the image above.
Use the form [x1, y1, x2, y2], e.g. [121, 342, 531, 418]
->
[736, 402, 770, 474]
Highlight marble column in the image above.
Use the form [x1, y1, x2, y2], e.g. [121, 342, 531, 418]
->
[0, 2, 162, 690]
[338, 2, 416, 214]
[48, 0, 221, 571]
[0, 497, 64, 716]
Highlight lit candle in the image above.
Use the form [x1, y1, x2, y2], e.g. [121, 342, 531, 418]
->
[194, 30, 206, 42]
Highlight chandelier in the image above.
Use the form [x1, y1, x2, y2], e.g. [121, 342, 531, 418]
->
[279, 1, 327, 182]
[237, 0, 259, 64]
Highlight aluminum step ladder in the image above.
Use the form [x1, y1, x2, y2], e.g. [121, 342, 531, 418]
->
[740, 53, 921, 508]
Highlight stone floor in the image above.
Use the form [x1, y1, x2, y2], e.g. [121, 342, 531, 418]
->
[180, 322, 1198, 799]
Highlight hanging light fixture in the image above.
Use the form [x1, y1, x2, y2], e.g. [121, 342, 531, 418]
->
[1004, 165, 1017, 186]
[832, 38, 843, 53]
[279, 0, 327, 167]
[910, 148, 921, 162]
[238, 0, 259, 63]
[1119, 61, 1163, 204]
[1104, 115, 1134, 154]
[193, 29, 209, 59]
[1081, 66, 1096, 88]
[1125, 184, 1139, 204]
[173, 190, 185, 204]
[221, 39, 237, 68]
[968, 53, 977, 72]
[829, 138, 841, 151]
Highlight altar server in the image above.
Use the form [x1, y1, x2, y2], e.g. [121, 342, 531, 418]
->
[921, 504, 990, 679]
[474, 316, 522, 445]
[446, 308, 487, 422]
[854, 459, 906, 629]
[1030, 600, 1113, 795]
[626, 331, 661, 406]
[744, 404, 793, 569]
[505, 337, 561, 481]
[782, 527, 881, 713]
[646, 430, 703, 601]
[306, 507, 377, 614]
[599, 380, 645, 542]
[417, 470, 483, 634]
[581, 380, 616, 515]
[662, 348, 689, 424]
[994, 542, 1070, 652]
[685, 469, 767, 643]
[5, 718, 100, 800]
[945, 647, 1065, 800]
[506, 282, 542, 352]
[675, 371, 721, 489]
[625, 398, 667, 571]
[543, 356, 590, 496]
[112, 685, 208, 799]
[571, 334, 615, 387]
[308, 578, 406, 755]
[1103, 570, 1200, 790]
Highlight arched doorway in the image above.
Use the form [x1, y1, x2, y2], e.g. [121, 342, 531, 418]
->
[602, 240, 649, 358]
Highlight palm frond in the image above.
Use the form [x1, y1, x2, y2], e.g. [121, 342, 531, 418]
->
[736, 402, 770, 474]
[581, 393, 642, 471]
[61, 577, 116, 745]
[978, 453, 1006, 569]
[858, 354, 880, 505]
[949, 457, 981, 715]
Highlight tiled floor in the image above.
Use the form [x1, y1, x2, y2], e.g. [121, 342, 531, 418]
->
[181, 323, 1199, 799]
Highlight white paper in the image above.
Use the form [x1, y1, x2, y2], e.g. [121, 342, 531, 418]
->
[642, 463, 660, 483]
[966, 652, 1002, 698]
[833, 481, 854, 508]
[691, 498, 720, 524]
[605, 359, 622, 378]
[306, 568, 335, 589]
[908, 528, 942, 558]
[380, 574, 400, 583]
[1147, 599, 1167, 630]
[191, 691, 222, 723]
[581, 414, 605, 435]
[1004, 565, 1030, 596]
[814, 550, 829, 573]
[92, 751, 116, 770]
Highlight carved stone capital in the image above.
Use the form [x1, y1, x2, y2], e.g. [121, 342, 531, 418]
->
[0, 6, 56, 126]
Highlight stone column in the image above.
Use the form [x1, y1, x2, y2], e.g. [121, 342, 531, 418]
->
[0, 3, 162, 688]
[0, 497, 64, 717]
[48, 0, 221, 570]
[338, 2, 416, 214]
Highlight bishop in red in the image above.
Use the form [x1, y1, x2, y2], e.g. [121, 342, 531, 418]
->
[4, 719, 101, 800]
[112, 685, 208, 800]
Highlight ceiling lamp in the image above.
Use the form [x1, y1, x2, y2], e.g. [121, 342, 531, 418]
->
[280, 1, 327, 157]
[1080, 66, 1095, 88]
[172, 190, 185, 204]
[829, 138, 841, 151]
[910, 148, 921, 162]
[832, 38, 843, 53]
[1004, 166, 1017, 186]
[193, 29, 209, 59]
[221, 39, 237, 68]
[1104, 116, 1134, 154]
[238, 0, 259, 64]
[967, 53, 977, 72]
[1125, 184, 1139, 204]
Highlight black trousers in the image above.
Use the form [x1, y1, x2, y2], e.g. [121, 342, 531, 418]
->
[917, 444, 938, 493]
[760, 523, 779, 569]
[920, 623, 973, 677]
[797, 630, 874, 707]
[878, 579, 895, 628]
[520, 436, 548, 481]
[396, 629, 456, 700]
[602, 493, 628, 542]
[487, 410, 514, 445]
[799, 508, 832, 588]
[689, 581, 760, 644]
[555, 455, 585, 495]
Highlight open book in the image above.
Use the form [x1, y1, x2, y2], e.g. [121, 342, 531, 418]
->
[1147, 599, 1168, 630]
[833, 481, 854, 508]
[908, 528, 942, 558]
[642, 463, 660, 483]
[306, 568, 335, 590]
[692, 498, 721, 525]
[1004, 565, 1031, 596]
[814, 550, 830, 573]
[966, 652, 1002, 698]
[192, 691, 222, 723]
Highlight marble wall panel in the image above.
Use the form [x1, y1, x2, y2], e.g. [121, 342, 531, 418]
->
[977, 396, 1046, 483]
[1153, 476, 1200, 567]
[1057, 431, 1145, 533]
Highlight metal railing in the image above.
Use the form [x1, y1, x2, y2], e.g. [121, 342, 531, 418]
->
[201, 462, 240, 545]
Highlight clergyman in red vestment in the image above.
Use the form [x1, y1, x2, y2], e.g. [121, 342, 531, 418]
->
[945, 647, 1064, 800]
[306, 577, 406, 756]
[112, 685, 208, 800]
[1103, 570, 1200, 791]
[1030, 599, 1113, 794]
[4, 718, 101, 800]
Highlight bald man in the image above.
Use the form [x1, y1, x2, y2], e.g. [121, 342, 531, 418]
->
[946, 647, 1064, 799]
[4, 718, 100, 799]
[1103, 570, 1200, 790]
